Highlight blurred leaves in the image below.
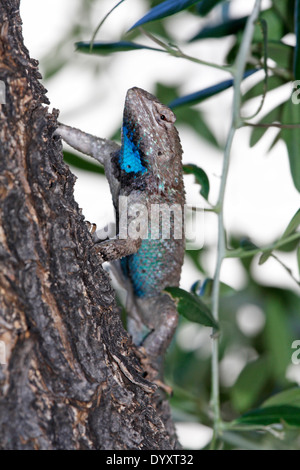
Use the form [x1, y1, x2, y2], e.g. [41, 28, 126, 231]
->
[281, 94, 300, 192]
[63, 151, 104, 175]
[183, 164, 210, 200]
[76, 40, 162, 54]
[264, 297, 293, 382]
[235, 405, 300, 427]
[156, 83, 219, 148]
[189, 16, 248, 42]
[169, 70, 259, 109]
[262, 388, 300, 408]
[231, 356, 271, 413]
[294, 0, 300, 80]
[129, 0, 201, 31]
[281, 209, 300, 239]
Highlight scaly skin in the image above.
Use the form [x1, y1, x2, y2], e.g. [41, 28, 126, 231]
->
[55, 88, 185, 381]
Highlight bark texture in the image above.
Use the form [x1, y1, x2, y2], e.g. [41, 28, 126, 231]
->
[0, 0, 179, 450]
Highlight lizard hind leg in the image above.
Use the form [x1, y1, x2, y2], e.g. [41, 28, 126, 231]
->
[136, 294, 178, 369]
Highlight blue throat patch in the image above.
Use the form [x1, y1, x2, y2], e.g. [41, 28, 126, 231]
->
[119, 125, 147, 175]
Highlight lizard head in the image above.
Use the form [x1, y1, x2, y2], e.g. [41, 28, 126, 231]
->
[115, 87, 184, 196]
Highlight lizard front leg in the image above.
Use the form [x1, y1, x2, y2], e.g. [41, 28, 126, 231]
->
[94, 236, 141, 262]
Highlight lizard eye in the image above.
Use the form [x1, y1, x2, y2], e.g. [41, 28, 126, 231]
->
[154, 103, 176, 126]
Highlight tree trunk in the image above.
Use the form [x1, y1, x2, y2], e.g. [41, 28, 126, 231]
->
[0, 0, 179, 450]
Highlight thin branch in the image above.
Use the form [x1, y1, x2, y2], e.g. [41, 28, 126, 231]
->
[244, 122, 300, 129]
[210, 0, 262, 447]
[226, 232, 300, 259]
[139, 28, 234, 74]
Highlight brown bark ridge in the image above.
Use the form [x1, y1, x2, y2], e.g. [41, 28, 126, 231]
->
[0, 0, 180, 450]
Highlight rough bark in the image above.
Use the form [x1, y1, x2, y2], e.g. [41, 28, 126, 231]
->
[0, 0, 179, 450]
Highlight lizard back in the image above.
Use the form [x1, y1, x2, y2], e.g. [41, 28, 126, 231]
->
[112, 87, 185, 299]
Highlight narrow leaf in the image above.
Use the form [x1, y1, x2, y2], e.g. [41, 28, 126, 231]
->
[281, 209, 300, 238]
[76, 41, 162, 55]
[196, 0, 225, 16]
[298, 245, 300, 276]
[294, 0, 300, 80]
[264, 40, 294, 69]
[129, 0, 200, 30]
[164, 286, 219, 329]
[262, 388, 300, 409]
[156, 82, 219, 147]
[63, 151, 104, 175]
[169, 69, 259, 109]
[183, 164, 209, 200]
[264, 297, 293, 381]
[258, 250, 272, 265]
[242, 75, 285, 103]
[189, 16, 248, 41]
[235, 405, 300, 427]
[281, 95, 300, 192]
[231, 357, 271, 413]
[191, 278, 235, 298]
[249, 104, 284, 148]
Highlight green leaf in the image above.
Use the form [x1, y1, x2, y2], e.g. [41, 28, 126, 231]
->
[196, 0, 225, 16]
[176, 107, 219, 147]
[281, 209, 300, 238]
[185, 249, 205, 274]
[266, 41, 294, 70]
[243, 75, 285, 103]
[258, 250, 272, 265]
[63, 151, 104, 175]
[129, 0, 201, 30]
[298, 245, 300, 276]
[155, 83, 219, 147]
[231, 356, 271, 413]
[262, 387, 300, 408]
[164, 286, 219, 329]
[183, 164, 210, 200]
[76, 41, 162, 55]
[169, 70, 258, 109]
[235, 405, 300, 427]
[189, 16, 248, 41]
[294, 0, 300, 79]
[281, 94, 300, 192]
[249, 104, 284, 148]
[264, 297, 293, 382]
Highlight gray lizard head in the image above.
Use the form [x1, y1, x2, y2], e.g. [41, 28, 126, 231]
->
[113, 87, 184, 198]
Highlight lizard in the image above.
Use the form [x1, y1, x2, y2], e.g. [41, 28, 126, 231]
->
[55, 87, 185, 388]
